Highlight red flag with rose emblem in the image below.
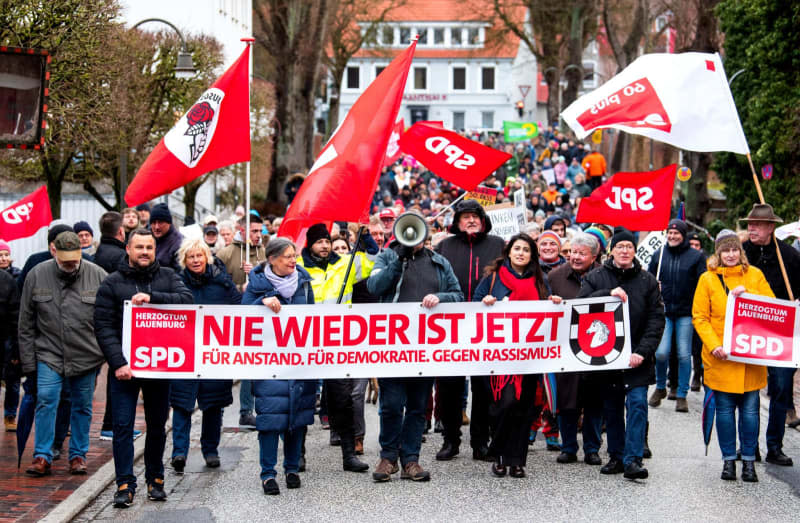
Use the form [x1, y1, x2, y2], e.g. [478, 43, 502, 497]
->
[125, 46, 251, 206]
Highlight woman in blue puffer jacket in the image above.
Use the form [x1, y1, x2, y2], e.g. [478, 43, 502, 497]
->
[242, 237, 316, 496]
[170, 239, 241, 473]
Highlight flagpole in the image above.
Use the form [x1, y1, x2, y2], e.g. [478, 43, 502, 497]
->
[431, 191, 467, 221]
[242, 37, 254, 282]
[745, 153, 793, 300]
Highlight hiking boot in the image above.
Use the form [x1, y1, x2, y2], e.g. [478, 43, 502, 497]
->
[741, 461, 758, 482]
[4, 415, 16, 432]
[648, 388, 667, 407]
[69, 456, 87, 475]
[675, 398, 689, 412]
[401, 462, 430, 481]
[171, 455, 186, 474]
[26, 457, 52, 477]
[721, 460, 736, 481]
[113, 484, 134, 508]
[147, 478, 167, 501]
[765, 450, 793, 467]
[372, 458, 395, 482]
[239, 413, 256, 429]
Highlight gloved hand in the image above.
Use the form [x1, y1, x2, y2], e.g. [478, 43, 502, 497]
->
[397, 245, 414, 260]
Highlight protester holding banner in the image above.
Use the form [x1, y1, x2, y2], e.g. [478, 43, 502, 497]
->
[169, 239, 241, 474]
[434, 199, 503, 463]
[740, 204, 800, 467]
[647, 219, 706, 413]
[472, 233, 561, 478]
[368, 223, 463, 482]
[94, 229, 193, 507]
[241, 237, 318, 495]
[578, 228, 665, 480]
[549, 234, 604, 466]
[692, 229, 775, 482]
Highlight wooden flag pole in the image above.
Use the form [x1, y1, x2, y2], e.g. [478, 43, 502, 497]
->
[745, 153, 793, 300]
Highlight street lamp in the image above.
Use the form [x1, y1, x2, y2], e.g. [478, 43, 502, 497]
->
[132, 18, 196, 79]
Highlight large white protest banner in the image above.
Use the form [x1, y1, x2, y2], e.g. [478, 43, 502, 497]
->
[723, 293, 800, 368]
[486, 204, 526, 241]
[123, 297, 631, 379]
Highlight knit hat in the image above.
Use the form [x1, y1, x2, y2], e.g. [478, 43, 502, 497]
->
[149, 203, 172, 225]
[73, 220, 94, 237]
[667, 219, 688, 238]
[306, 223, 331, 247]
[543, 214, 566, 231]
[715, 229, 741, 254]
[609, 227, 636, 250]
[48, 224, 73, 244]
[538, 230, 562, 247]
[0, 240, 10, 253]
[135, 203, 150, 212]
[584, 226, 608, 250]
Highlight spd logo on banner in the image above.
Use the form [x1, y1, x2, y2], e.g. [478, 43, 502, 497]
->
[127, 307, 197, 376]
[723, 293, 800, 368]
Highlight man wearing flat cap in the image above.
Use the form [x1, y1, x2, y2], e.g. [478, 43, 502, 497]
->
[18, 231, 108, 477]
[741, 204, 800, 466]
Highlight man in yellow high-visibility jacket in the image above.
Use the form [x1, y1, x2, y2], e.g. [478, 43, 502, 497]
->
[298, 223, 374, 472]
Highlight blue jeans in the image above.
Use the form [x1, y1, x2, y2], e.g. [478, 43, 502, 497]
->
[558, 408, 603, 456]
[766, 367, 797, 453]
[240, 380, 254, 416]
[33, 362, 95, 462]
[110, 375, 170, 491]
[172, 406, 223, 459]
[715, 389, 759, 461]
[603, 385, 648, 466]
[258, 426, 305, 480]
[378, 377, 434, 466]
[655, 316, 693, 398]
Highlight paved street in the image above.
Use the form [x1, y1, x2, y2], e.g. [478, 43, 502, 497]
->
[73, 382, 800, 523]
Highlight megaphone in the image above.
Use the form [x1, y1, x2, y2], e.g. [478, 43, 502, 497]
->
[393, 212, 429, 248]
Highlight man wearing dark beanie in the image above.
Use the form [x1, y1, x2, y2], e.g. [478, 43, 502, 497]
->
[149, 203, 183, 271]
[647, 219, 705, 412]
[136, 203, 151, 228]
[74, 221, 96, 256]
[579, 227, 665, 480]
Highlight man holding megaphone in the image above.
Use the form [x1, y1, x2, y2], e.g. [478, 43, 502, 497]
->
[367, 211, 463, 483]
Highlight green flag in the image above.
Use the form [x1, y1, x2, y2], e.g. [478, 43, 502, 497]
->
[503, 121, 539, 142]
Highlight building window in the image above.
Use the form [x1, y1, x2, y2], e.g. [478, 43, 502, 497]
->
[482, 111, 494, 129]
[453, 111, 465, 130]
[417, 28, 428, 45]
[468, 28, 480, 45]
[400, 27, 411, 44]
[375, 65, 386, 79]
[381, 26, 394, 46]
[481, 66, 495, 90]
[346, 66, 359, 89]
[582, 62, 596, 89]
[434, 28, 445, 45]
[450, 27, 462, 46]
[413, 67, 427, 90]
[452, 66, 466, 90]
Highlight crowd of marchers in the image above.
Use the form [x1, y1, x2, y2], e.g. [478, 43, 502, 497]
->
[1, 133, 799, 505]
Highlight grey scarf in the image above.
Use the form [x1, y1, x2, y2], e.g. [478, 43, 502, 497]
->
[264, 264, 299, 300]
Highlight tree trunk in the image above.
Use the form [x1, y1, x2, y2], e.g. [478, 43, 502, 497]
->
[327, 67, 344, 139]
[46, 175, 63, 220]
[562, 6, 586, 110]
[544, 68, 560, 126]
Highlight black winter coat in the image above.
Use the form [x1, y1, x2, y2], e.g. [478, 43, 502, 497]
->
[94, 258, 193, 371]
[154, 226, 184, 271]
[94, 236, 127, 274]
[436, 231, 504, 300]
[0, 270, 20, 374]
[578, 258, 665, 390]
[742, 239, 800, 301]
[647, 239, 705, 317]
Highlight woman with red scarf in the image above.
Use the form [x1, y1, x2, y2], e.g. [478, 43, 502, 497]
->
[472, 233, 562, 478]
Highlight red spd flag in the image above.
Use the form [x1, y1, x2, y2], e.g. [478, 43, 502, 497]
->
[398, 122, 510, 191]
[125, 46, 251, 206]
[279, 40, 417, 241]
[0, 186, 52, 241]
[382, 119, 405, 167]
[724, 294, 798, 368]
[575, 164, 676, 230]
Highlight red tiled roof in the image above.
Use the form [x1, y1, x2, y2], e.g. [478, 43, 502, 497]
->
[373, 0, 490, 22]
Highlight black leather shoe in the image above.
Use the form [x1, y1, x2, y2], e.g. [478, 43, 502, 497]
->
[556, 452, 577, 464]
[472, 446, 493, 462]
[436, 442, 459, 461]
[623, 460, 649, 480]
[765, 450, 793, 466]
[343, 455, 369, 472]
[721, 460, 736, 481]
[741, 461, 758, 482]
[286, 472, 301, 489]
[262, 478, 280, 495]
[600, 458, 624, 475]
[584, 452, 602, 466]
